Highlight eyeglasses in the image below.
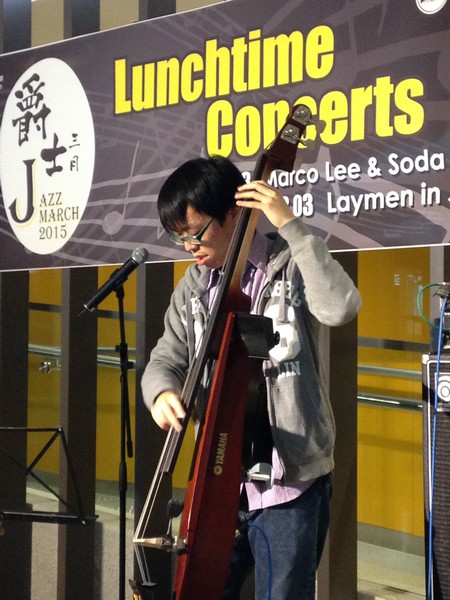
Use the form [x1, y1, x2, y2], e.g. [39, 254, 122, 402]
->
[168, 217, 214, 246]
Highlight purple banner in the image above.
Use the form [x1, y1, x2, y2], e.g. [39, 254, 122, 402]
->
[0, 0, 449, 271]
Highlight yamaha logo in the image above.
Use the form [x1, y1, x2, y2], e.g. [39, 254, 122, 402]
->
[416, 0, 447, 14]
[213, 432, 228, 476]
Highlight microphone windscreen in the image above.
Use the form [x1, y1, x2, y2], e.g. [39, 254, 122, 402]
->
[132, 247, 149, 264]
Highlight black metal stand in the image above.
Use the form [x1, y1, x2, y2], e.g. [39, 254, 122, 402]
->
[0, 427, 94, 524]
[115, 285, 134, 600]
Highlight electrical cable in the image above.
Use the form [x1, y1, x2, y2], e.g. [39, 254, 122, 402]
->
[425, 294, 448, 600]
[417, 283, 443, 330]
[417, 282, 450, 332]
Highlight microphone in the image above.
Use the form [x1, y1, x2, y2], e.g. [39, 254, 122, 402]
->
[82, 247, 148, 312]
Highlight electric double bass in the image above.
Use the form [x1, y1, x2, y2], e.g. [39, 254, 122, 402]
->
[134, 104, 311, 599]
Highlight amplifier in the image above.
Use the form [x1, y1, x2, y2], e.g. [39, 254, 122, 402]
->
[422, 353, 450, 600]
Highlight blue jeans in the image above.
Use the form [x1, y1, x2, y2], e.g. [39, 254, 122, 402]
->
[222, 474, 332, 600]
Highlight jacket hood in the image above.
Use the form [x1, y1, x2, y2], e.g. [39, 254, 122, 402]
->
[184, 263, 210, 297]
[266, 232, 291, 282]
[183, 230, 289, 297]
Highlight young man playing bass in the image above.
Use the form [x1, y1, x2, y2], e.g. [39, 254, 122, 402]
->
[141, 156, 361, 599]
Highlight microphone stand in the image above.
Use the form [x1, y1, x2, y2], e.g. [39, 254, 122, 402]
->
[115, 284, 134, 600]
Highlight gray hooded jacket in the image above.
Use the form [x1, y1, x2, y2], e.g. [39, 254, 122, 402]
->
[141, 217, 361, 483]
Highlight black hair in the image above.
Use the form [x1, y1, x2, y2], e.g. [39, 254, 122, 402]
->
[157, 156, 245, 233]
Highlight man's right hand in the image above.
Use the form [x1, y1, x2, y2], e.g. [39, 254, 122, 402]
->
[150, 390, 186, 432]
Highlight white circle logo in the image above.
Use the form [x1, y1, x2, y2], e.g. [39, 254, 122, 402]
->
[437, 374, 450, 402]
[416, 0, 447, 14]
[0, 58, 95, 254]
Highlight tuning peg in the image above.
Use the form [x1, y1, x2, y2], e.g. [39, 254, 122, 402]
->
[299, 138, 317, 149]
[307, 114, 326, 134]
[293, 104, 312, 124]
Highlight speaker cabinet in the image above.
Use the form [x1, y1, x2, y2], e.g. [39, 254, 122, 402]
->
[422, 353, 450, 600]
